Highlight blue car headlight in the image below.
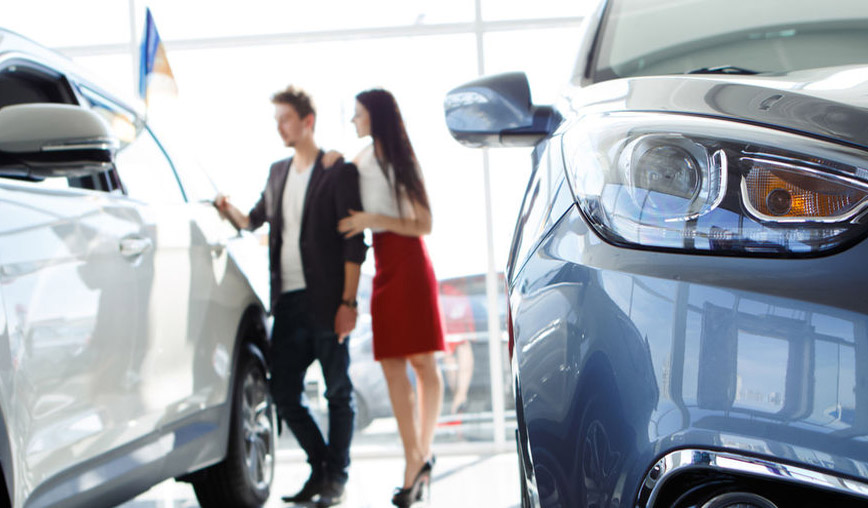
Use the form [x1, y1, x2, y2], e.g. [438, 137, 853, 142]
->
[562, 112, 868, 255]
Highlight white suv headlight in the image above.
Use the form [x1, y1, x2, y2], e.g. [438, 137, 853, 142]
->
[563, 112, 868, 255]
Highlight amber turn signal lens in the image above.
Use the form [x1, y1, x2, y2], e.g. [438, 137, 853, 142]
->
[742, 160, 868, 221]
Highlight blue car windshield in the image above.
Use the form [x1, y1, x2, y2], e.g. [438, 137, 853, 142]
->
[591, 0, 868, 82]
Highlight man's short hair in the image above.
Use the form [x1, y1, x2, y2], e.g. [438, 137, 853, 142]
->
[271, 85, 316, 119]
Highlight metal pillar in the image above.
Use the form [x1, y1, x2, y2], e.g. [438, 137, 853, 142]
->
[474, 0, 507, 447]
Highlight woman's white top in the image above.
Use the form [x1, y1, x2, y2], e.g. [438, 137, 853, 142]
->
[355, 144, 414, 232]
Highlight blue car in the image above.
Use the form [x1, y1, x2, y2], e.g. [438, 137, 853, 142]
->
[444, 0, 868, 506]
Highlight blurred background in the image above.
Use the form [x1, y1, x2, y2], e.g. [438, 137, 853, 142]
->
[0, 0, 589, 454]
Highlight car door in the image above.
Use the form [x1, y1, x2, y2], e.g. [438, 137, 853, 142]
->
[0, 60, 149, 498]
[79, 87, 237, 431]
[159, 130, 269, 400]
[0, 174, 148, 495]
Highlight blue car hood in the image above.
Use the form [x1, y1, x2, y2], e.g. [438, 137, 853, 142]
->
[568, 65, 868, 150]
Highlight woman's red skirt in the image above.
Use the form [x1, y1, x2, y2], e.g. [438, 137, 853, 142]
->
[371, 232, 445, 360]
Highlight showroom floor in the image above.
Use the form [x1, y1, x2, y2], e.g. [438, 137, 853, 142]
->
[120, 447, 521, 508]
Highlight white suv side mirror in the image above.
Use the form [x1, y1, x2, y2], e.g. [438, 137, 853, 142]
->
[0, 103, 119, 178]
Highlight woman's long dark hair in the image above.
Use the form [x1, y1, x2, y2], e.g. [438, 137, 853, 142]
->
[356, 89, 430, 214]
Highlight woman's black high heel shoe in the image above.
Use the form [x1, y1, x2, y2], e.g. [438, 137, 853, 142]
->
[414, 456, 435, 501]
[391, 459, 433, 507]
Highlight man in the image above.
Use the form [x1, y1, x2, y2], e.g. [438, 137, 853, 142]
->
[215, 85, 366, 507]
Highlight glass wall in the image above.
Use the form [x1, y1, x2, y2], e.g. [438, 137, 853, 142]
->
[0, 0, 588, 453]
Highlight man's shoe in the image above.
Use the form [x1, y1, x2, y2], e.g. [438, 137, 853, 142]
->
[281, 472, 326, 503]
[315, 480, 346, 507]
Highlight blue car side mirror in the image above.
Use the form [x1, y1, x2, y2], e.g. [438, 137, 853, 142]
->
[443, 71, 562, 148]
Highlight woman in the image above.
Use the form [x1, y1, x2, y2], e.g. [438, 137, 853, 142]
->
[338, 89, 445, 507]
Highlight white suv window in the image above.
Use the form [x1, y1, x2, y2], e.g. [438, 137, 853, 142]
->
[156, 131, 218, 203]
[115, 128, 186, 204]
[78, 87, 186, 204]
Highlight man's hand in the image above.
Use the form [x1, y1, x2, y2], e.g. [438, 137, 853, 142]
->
[334, 304, 357, 343]
[214, 194, 230, 213]
[213, 193, 250, 230]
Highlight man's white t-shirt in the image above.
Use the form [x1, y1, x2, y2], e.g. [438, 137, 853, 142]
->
[280, 159, 314, 293]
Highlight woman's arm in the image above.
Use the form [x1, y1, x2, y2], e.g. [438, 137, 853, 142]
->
[338, 198, 432, 238]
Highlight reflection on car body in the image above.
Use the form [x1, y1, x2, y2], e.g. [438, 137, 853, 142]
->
[445, 0, 868, 506]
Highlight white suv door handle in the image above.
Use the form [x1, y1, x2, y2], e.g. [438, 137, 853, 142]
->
[119, 236, 153, 257]
[210, 239, 228, 255]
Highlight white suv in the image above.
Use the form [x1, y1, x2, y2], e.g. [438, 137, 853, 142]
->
[0, 28, 276, 508]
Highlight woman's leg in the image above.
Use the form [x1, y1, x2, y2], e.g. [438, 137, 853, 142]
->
[380, 356, 425, 487]
[451, 341, 474, 413]
[408, 352, 443, 460]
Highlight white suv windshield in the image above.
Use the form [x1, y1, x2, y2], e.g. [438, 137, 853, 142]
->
[591, 0, 868, 81]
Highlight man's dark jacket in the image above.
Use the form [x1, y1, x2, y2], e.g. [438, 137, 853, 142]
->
[248, 150, 367, 328]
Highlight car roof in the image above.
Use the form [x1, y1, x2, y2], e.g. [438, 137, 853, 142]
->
[0, 26, 144, 117]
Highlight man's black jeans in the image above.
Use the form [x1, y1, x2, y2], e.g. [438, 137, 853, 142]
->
[270, 290, 354, 484]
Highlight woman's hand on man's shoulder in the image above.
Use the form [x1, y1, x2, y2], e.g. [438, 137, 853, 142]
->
[322, 150, 345, 169]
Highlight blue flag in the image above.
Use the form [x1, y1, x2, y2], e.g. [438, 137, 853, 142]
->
[138, 8, 177, 105]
